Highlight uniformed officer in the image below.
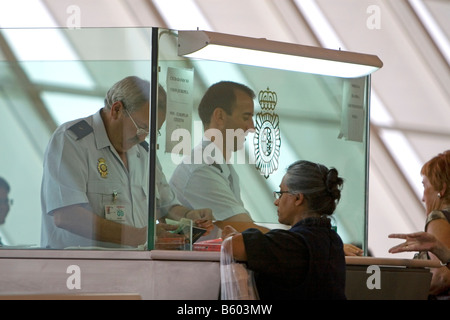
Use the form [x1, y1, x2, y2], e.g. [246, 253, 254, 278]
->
[0, 177, 12, 245]
[40, 76, 212, 249]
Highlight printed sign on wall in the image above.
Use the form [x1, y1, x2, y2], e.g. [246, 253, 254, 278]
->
[165, 67, 194, 153]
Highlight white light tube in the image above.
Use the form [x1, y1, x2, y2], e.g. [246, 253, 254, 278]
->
[178, 31, 382, 78]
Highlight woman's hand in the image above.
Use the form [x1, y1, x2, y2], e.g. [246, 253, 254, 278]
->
[221, 225, 239, 240]
[344, 243, 363, 256]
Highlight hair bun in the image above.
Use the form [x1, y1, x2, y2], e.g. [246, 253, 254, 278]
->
[325, 168, 343, 202]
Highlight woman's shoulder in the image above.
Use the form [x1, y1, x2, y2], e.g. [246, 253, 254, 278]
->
[425, 210, 450, 233]
[426, 210, 450, 224]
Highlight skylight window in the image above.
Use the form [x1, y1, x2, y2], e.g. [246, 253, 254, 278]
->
[153, 0, 212, 30]
[294, 0, 423, 199]
[0, 0, 57, 28]
[409, 0, 450, 66]
[41, 92, 104, 126]
[0, 0, 97, 126]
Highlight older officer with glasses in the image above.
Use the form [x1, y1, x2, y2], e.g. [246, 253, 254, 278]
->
[41, 76, 212, 249]
[0, 177, 13, 246]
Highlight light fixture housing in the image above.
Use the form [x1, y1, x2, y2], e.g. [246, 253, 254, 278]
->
[178, 30, 383, 78]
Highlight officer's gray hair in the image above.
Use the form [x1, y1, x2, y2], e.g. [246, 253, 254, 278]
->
[104, 76, 150, 112]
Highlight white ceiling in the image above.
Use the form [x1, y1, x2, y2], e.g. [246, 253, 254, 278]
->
[0, 0, 449, 257]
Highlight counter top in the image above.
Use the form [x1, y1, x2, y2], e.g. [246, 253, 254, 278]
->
[346, 256, 441, 268]
[0, 248, 221, 261]
[0, 249, 442, 267]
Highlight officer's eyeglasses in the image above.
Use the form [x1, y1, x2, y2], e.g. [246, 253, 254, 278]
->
[0, 198, 13, 206]
[124, 108, 149, 136]
[273, 191, 291, 200]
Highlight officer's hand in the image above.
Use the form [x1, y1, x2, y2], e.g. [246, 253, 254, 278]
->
[186, 208, 214, 236]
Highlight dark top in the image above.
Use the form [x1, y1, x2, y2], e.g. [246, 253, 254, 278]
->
[423, 209, 450, 299]
[242, 216, 346, 300]
[425, 209, 450, 230]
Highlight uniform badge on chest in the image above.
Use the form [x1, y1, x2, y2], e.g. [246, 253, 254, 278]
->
[97, 158, 108, 178]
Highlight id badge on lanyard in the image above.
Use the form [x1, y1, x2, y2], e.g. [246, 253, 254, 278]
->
[105, 191, 129, 222]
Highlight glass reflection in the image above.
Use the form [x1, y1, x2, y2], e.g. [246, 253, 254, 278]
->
[0, 27, 370, 253]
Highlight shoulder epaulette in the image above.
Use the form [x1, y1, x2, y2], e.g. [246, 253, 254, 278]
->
[68, 120, 93, 140]
[139, 141, 149, 152]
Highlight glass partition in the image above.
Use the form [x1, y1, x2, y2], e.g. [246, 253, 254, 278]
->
[156, 29, 370, 253]
[0, 27, 370, 253]
[0, 27, 153, 250]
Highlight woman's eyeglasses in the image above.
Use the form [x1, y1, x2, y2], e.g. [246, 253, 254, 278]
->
[273, 191, 291, 200]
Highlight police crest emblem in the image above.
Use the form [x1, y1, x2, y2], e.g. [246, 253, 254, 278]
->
[97, 158, 108, 178]
[253, 88, 281, 179]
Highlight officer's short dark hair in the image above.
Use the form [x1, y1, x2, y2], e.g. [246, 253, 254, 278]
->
[198, 81, 255, 127]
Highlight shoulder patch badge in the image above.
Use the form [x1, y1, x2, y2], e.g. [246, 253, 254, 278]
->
[139, 141, 149, 152]
[68, 120, 93, 140]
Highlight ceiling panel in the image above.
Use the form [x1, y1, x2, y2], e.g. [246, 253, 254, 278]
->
[42, 0, 159, 27]
[314, 0, 450, 127]
[195, 0, 317, 45]
[423, 0, 450, 62]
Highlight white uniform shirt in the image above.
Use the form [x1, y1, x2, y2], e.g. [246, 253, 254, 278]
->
[41, 109, 152, 249]
[155, 156, 179, 217]
[169, 140, 250, 238]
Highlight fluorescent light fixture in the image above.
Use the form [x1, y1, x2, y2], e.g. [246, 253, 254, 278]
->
[178, 31, 383, 78]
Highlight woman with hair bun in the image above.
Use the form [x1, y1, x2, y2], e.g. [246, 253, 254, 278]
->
[222, 160, 346, 300]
